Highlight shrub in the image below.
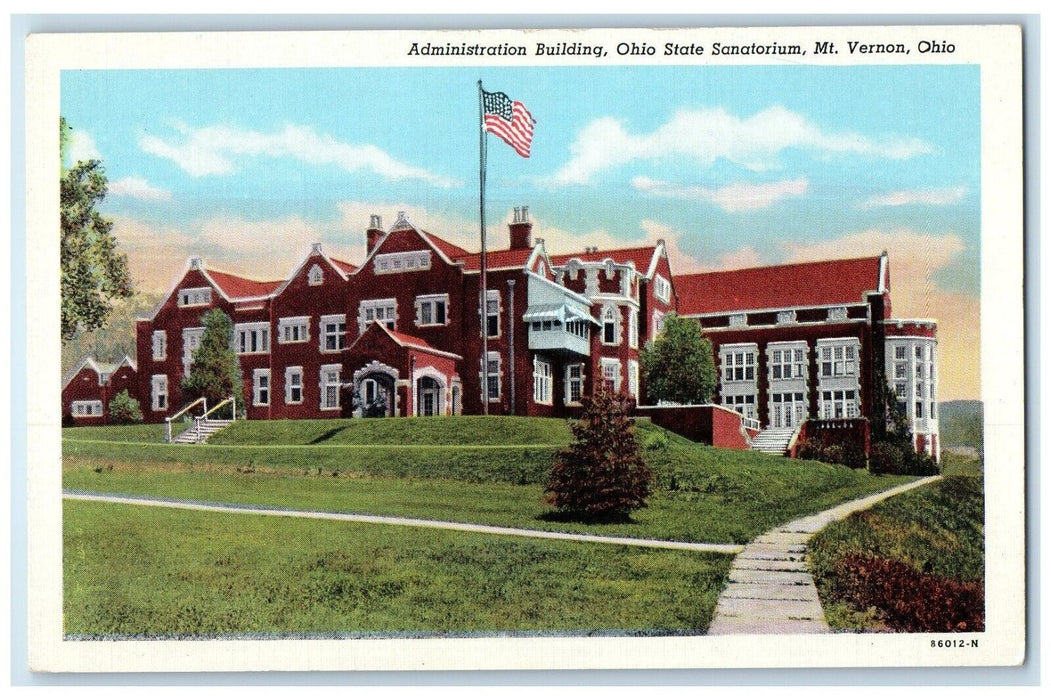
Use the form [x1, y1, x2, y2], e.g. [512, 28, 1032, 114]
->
[797, 437, 866, 470]
[108, 389, 143, 424]
[544, 390, 652, 521]
[834, 555, 984, 632]
[869, 441, 905, 475]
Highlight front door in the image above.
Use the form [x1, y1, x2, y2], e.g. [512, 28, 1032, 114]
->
[418, 376, 442, 416]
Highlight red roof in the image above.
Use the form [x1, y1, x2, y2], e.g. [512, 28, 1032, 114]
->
[676, 256, 884, 316]
[330, 258, 357, 275]
[419, 230, 471, 261]
[205, 269, 283, 299]
[550, 245, 659, 274]
[453, 247, 534, 272]
[384, 327, 463, 360]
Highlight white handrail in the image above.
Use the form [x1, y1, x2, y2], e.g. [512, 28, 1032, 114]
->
[164, 397, 207, 443]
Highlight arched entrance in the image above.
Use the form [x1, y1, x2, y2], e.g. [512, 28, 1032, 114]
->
[416, 375, 444, 416]
[352, 361, 398, 418]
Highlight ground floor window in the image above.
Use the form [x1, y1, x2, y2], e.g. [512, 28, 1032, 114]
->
[252, 369, 270, 406]
[481, 353, 501, 401]
[565, 364, 584, 404]
[770, 392, 807, 428]
[821, 389, 858, 419]
[151, 374, 168, 411]
[320, 366, 341, 410]
[723, 394, 757, 420]
[627, 359, 639, 399]
[285, 367, 303, 404]
[533, 356, 552, 405]
[600, 358, 622, 393]
[71, 400, 103, 417]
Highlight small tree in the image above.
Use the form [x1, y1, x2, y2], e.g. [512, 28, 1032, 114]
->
[544, 390, 652, 521]
[181, 309, 244, 412]
[108, 389, 143, 424]
[639, 312, 717, 405]
[871, 382, 939, 476]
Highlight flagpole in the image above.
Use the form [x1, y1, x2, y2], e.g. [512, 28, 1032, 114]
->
[478, 80, 489, 415]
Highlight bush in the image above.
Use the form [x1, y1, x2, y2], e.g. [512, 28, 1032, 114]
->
[869, 441, 905, 475]
[797, 437, 866, 470]
[544, 390, 652, 521]
[834, 554, 984, 632]
[108, 389, 143, 424]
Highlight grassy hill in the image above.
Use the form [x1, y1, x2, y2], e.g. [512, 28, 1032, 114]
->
[63, 416, 913, 544]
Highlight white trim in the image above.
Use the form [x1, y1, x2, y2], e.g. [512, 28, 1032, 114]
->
[415, 293, 450, 327]
[151, 374, 168, 412]
[319, 364, 342, 411]
[320, 314, 347, 353]
[252, 368, 271, 406]
[600, 357, 622, 393]
[177, 286, 213, 308]
[564, 363, 585, 406]
[284, 366, 304, 405]
[235, 322, 271, 355]
[532, 355, 553, 406]
[71, 400, 104, 417]
[358, 298, 398, 335]
[278, 316, 311, 344]
[151, 330, 167, 361]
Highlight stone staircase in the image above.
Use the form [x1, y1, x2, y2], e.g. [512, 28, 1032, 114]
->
[171, 418, 233, 444]
[749, 427, 797, 456]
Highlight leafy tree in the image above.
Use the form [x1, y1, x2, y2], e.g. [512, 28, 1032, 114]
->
[60, 117, 133, 342]
[544, 390, 652, 521]
[639, 312, 717, 404]
[108, 389, 143, 424]
[869, 382, 938, 476]
[181, 309, 244, 412]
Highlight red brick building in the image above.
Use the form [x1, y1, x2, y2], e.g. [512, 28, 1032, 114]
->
[61, 208, 938, 458]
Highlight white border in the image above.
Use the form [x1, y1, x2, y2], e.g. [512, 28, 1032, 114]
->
[25, 25, 1025, 672]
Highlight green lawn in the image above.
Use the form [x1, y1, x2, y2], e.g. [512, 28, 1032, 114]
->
[65, 500, 732, 636]
[64, 416, 914, 544]
[807, 461, 984, 632]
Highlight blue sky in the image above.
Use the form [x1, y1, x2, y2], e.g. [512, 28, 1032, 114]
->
[61, 64, 981, 398]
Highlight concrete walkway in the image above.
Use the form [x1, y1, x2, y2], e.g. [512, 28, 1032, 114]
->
[62, 490, 744, 555]
[707, 476, 941, 635]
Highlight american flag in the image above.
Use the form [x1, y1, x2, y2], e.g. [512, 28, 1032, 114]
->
[482, 89, 536, 158]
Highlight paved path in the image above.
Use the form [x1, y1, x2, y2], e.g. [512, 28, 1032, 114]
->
[62, 490, 744, 555]
[707, 476, 942, 635]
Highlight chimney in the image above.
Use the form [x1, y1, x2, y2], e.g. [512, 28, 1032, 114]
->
[366, 214, 384, 255]
[509, 205, 532, 250]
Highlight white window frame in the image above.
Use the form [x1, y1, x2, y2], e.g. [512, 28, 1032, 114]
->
[828, 306, 849, 321]
[653, 274, 671, 304]
[308, 263, 324, 286]
[374, 250, 432, 275]
[253, 369, 271, 406]
[821, 389, 859, 419]
[152, 330, 167, 361]
[651, 310, 665, 339]
[485, 290, 501, 339]
[628, 359, 639, 398]
[151, 374, 168, 411]
[415, 294, 449, 327]
[320, 364, 341, 411]
[320, 314, 347, 352]
[358, 299, 398, 335]
[177, 286, 212, 307]
[628, 309, 639, 349]
[71, 400, 104, 417]
[729, 313, 747, 328]
[601, 305, 620, 346]
[285, 366, 304, 404]
[235, 322, 270, 355]
[565, 363, 585, 405]
[481, 352, 501, 401]
[600, 358, 622, 393]
[533, 356, 553, 405]
[722, 348, 757, 383]
[182, 327, 204, 376]
[818, 339, 860, 378]
[722, 394, 757, 420]
[770, 346, 807, 381]
[278, 316, 310, 344]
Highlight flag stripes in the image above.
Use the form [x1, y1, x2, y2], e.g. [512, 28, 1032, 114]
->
[482, 90, 535, 158]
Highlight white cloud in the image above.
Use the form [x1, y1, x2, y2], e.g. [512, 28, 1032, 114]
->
[109, 176, 172, 202]
[140, 122, 460, 187]
[67, 128, 101, 163]
[861, 186, 968, 208]
[552, 106, 932, 185]
[633, 175, 809, 212]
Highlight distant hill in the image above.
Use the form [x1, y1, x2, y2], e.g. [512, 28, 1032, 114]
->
[939, 400, 983, 451]
[61, 292, 164, 375]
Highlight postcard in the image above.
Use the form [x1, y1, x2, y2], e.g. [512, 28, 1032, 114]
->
[24, 24, 1024, 672]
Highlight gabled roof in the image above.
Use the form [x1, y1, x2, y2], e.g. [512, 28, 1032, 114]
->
[204, 269, 283, 299]
[453, 247, 534, 272]
[330, 258, 358, 275]
[676, 256, 885, 316]
[383, 326, 463, 360]
[419, 230, 471, 261]
[550, 243, 664, 278]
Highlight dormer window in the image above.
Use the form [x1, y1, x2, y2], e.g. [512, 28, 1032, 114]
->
[654, 275, 671, 304]
[308, 264, 323, 286]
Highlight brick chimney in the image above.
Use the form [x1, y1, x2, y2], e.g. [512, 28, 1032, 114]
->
[509, 206, 532, 250]
[366, 214, 384, 255]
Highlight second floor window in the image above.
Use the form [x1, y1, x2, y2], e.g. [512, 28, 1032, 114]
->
[321, 315, 347, 351]
[416, 295, 448, 327]
[236, 323, 270, 354]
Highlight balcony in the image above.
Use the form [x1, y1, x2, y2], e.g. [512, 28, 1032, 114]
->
[524, 273, 596, 357]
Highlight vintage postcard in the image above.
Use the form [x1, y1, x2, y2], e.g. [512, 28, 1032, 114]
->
[24, 24, 1024, 672]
